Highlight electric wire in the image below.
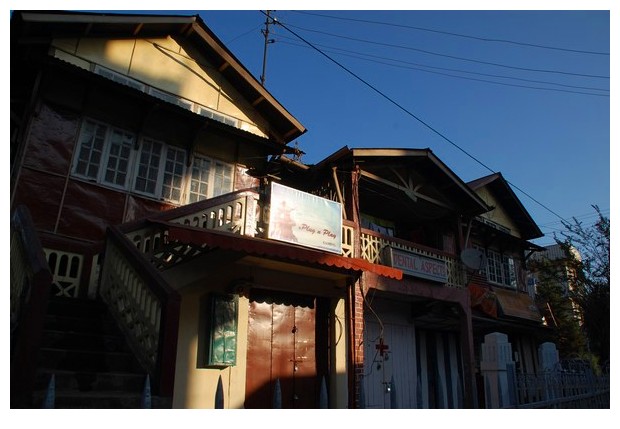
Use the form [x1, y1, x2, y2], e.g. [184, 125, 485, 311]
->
[224, 24, 263, 45]
[266, 14, 570, 223]
[289, 10, 610, 56]
[276, 38, 609, 97]
[283, 23, 610, 80]
[277, 36, 609, 92]
[538, 208, 610, 228]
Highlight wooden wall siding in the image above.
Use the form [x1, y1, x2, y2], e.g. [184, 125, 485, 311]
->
[416, 330, 464, 409]
[363, 314, 465, 409]
[363, 320, 417, 408]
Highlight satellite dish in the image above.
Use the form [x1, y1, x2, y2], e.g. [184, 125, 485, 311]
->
[460, 248, 487, 271]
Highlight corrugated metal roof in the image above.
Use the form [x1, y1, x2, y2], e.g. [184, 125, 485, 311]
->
[152, 220, 403, 280]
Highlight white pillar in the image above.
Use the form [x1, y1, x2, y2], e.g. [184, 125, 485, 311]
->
[480, 332, 515, 408]
[538, 342, 560, 401]
[538, 342, 560, 372]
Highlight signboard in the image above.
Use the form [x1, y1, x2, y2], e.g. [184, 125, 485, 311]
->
[268, 182, 342, 254]
[383, 246, 448, 283]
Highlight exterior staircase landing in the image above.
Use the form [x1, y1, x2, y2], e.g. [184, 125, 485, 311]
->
[32, 296, 171, 408]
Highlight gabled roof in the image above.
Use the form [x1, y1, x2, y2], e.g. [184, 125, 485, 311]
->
[10, 10, 306, 144]
[467, 172, 543, 240]
[315, 146, 491, 217]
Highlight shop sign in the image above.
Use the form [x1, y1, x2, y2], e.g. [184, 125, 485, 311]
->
[268, 182, 342, 254]
[383, 246, 448, 283]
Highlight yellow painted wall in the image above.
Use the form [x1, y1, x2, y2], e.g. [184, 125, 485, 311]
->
[50, 37, 269, 138]
[166, 261, 350, 409]
[172, 287, 250, 409]
[331, 298, 349, 408]
[474, 187, 522, 239]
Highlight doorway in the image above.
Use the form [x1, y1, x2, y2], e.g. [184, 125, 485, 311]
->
[244, 289, 327, 408]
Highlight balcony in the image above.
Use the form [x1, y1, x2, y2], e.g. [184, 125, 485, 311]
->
[342, 221, 465, 288]
[118, 189, 465, 288]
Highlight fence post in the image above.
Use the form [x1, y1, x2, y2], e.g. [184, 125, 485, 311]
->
[215, 375, 224, 409]
[272, 379, 282, 408]
[141, 374, 152, 409]
[389, 375, 398, 409]
[480, 332, 516, 408]
[319, 375, 328, 408]
[42, 374, 55, 409]
[358, 375, 366, 409]
[538, 342, 560, 401]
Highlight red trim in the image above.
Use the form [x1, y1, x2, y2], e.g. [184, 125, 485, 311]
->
[151, 220, 403, 280]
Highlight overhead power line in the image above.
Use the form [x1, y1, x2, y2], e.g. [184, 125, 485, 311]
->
[285, 23, 610, 80]
[277, 38, 609, 97]
[266, 12, 569, 224]
[290, 10, 610, 56]
[224, 24, 263, 45]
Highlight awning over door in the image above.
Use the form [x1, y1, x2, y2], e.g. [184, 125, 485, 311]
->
[494, 288, 542, 322]
[149, 220, 403, 280]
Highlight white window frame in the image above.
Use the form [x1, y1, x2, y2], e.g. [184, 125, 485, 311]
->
[133, 138, 189, 204]
[187, 155, 234, 203]
[72, 119, 136, 190]
[133, 137, 164, 197]
[475, 245, 518, 289]
[161, 146, 187, 203]
[72, 119, 236, 205]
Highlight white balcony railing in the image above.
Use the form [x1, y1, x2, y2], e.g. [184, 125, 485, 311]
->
[123, 190, 465, 288]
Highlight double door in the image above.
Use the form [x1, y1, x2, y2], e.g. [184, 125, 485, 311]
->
[245, 292, 322, 408]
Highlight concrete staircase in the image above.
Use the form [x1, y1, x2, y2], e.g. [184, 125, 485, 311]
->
[32, 296, 171, 408]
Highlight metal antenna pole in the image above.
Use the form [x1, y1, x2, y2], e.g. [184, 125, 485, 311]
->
[260, 10, 275, 86]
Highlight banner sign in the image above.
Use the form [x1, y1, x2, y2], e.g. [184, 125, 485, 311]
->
[383, 246, 448, 283]
[268, 182, 342, 254]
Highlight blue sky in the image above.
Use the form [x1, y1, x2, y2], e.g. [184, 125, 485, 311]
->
[195, 6, 611, 247]
[9, 2, 613, 248]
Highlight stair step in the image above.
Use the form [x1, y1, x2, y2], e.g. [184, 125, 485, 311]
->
[38, 347, 144, 373]
[43, 313, 120, 335]
[31, 296, 170, 408]
[34, 369, 148, 392]
[41, 329, 129, 353]
[46, 296, 108, 319]
[32, 389, 171, 409]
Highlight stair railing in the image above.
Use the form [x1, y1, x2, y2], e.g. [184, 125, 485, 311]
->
[99, 225, 181, 398]
[10, 205, 53, 408]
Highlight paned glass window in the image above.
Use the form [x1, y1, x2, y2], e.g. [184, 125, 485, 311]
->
[103, 129, 134, 187]
[189, 156, 211, 203]
[213, 162, 233, 197]
[162, 146, 186, 202]
[188, 157, 234, 202]
[475, 245, 518, 288]
[74, 120, 107, 179]
[73, 119, 235, 205]
[134, 138, 163, 195]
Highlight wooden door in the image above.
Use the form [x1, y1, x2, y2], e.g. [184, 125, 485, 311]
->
[363, 320, 417, 408]
[245, 292, 318, 408]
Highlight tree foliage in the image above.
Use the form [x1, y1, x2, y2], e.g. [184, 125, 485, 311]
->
[555, 205, 610, 366]
[529, 205, 609, 369]
[531, 257, 587, 359]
